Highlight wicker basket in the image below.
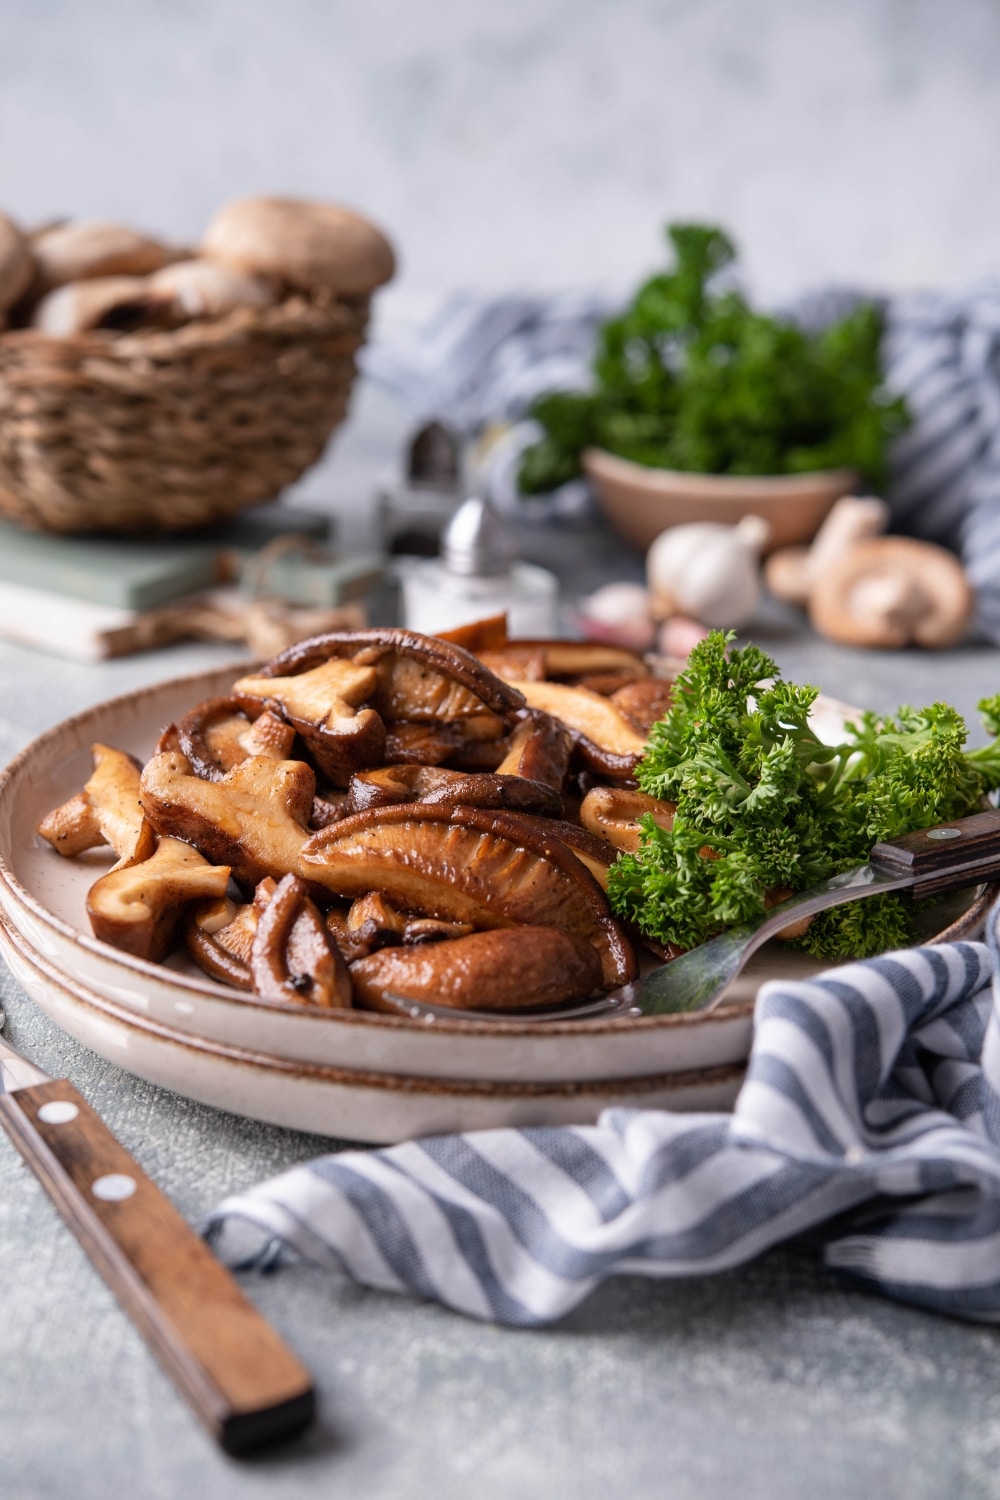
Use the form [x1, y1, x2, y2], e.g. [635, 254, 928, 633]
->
[0, 289, 369, 534]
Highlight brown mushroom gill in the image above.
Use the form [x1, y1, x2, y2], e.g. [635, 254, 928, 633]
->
[351, 926, 603, 1013]
[253, 627, 526, 721]
[346, 764, 562, 819]
[302, 803, 636, 988]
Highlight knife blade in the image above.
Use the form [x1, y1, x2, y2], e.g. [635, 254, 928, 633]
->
[0, 1004, 315, 1455]
[632, 806, 1000, 1016]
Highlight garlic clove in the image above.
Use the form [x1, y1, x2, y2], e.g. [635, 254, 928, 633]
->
[575, 582, 656, 651]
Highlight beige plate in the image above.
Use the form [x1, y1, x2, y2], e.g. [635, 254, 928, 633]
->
[0, 666, 991, 1138]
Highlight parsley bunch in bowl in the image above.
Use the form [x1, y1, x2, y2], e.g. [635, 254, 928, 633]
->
[607, 632, 1000, 962]
[518, 224, 907, 495]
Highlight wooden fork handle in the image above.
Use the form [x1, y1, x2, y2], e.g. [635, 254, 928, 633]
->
[0, 1078, 314, 1455]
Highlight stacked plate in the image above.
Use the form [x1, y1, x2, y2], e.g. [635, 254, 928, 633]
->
[0, 667, 990, 1144]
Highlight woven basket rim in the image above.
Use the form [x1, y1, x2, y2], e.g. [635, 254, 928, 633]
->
[0, 289, 369, 362]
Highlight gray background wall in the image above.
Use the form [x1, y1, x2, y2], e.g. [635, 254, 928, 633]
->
[2, 0, 1000, 323]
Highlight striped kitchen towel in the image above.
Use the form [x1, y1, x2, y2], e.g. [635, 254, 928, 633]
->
[205, 900, 1000, 1327]
[362, 282, 1000, 640]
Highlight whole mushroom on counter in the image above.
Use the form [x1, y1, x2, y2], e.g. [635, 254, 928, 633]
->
[765, 495, 974, 648]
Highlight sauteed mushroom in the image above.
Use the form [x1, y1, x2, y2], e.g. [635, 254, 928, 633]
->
[232, 658, 384, 786]
[177, 697, 295, 780]
[251, 874, 352, 1008]
[140, 750, 316, 888]
[38, 742, 154, 866]
[580, 786, 676, 855]
[508, 681, 647, 777]
[302, 803, 636, 988]
[87, 836, 232, 961]
[351, 926, 603, 1013]
[345, 764, 562, 819]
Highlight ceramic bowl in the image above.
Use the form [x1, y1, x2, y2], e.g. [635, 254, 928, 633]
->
[583, 447, 856, 553]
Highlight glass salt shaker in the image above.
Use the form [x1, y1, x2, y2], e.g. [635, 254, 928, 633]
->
[400, 496, 558, 636]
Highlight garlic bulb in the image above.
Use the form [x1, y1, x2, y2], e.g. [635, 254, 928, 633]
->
[646, 515, 771, 628]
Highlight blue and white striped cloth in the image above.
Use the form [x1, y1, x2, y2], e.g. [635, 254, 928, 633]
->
[206, 901, 1000, 1326]
[362, 283, 1000, 641]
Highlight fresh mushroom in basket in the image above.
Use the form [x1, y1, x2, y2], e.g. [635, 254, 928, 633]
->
[201, 196, 396, 296]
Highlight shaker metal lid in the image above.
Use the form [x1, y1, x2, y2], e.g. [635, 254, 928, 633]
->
[442, 497, 517, 577]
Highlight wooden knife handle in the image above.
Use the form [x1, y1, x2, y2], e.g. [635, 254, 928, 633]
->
[870, 807, 1000, 899]
[0, 1078, 314, 1455]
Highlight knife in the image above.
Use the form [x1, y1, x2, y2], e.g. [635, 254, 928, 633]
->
[0, 1003, 315, 1455]
[631, 806, 1000, 1016]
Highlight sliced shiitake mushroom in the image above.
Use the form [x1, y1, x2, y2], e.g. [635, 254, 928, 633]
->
[351, 926, 603, 1013]
[87, 836, 232, 962]
[494, 709, 572, 792]
[177, 696, 296, 780]
[346, 764, 562, 819]
[250, 874, 352, 1008]
[252, 628, 526, 724]
[580, 786, 676, 855]
[302, 803, 636, 988]
[38, 742, 155, 866]
[232, 657, 385, 786]
[608, 677, 674, 736]
[140, 750, 316, 888]
[509, 681, 647, 778]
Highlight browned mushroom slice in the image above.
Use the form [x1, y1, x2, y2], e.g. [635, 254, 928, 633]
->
[87, 836, 232, 962]
[543, 819, 619, 890]
[435, 613, 509, 653]
[511, 681, 647, 777]
[38, 742, 155, 867]
[251, 874, 352, 1008]
[403, 917, 475, 944]
[346, 764, 562, 819]
[580, 786, 676, 855]
[382, 720, 467, 766]
[339, 889, 407, 960]
[185, 896, 254, 989]
[476, 645, 549, 682]
[494, 710, 572, 792]
[177, 697, 296, 780]
[482, 640, 649, 685]
[140, 750, 316, 888]
[351, 926, 603, 1013]
[232, 657, 384, 786]
[608, 677, 674, 736]
[302, 804, 636, 989]
[252, 627, 526, 724]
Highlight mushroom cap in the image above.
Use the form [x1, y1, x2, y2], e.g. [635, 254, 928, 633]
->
[31, 219, 176, 291]
[0, 213, 33, 314]
[201, 196, 395, 295]
[147, 258, 278, 318]
[31, 275, 160, 337]
[808, 536, 973, 649]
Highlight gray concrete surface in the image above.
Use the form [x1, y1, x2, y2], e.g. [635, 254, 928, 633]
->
[3, 383, 1000, 1497]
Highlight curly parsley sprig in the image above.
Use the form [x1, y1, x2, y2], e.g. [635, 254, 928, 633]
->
[607, 632, 1000, 961]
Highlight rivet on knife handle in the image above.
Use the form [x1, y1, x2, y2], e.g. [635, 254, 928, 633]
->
[0, 1079, 314, 1455]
